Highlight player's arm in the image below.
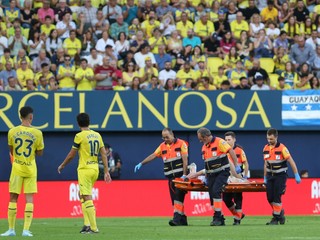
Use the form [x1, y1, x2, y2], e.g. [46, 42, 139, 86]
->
[100, 146, 112, 183]
[57, 148, 77, 173]
[36, 149, 44, 156]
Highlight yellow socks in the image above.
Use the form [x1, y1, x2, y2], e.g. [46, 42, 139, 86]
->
[8, 202, 17, 229]
[84, 200, 97, 231]
[81, 199, 90, 226]
[23, 203, 33, 231]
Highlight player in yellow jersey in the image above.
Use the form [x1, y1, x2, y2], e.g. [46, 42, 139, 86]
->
[1, 106, 44, 237]
[58, 113, 111, 234]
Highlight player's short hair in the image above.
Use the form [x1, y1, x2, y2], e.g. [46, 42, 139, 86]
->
[267, 128, 278, 137]
[20, 106, 33, 119]
[77, 113, 90, 127]
[225, 131, 236, 138]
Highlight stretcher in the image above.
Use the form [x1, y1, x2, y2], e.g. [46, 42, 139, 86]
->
[173, 178, 266, 193]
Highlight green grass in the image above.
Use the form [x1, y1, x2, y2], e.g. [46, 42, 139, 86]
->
[0, 216, 319, 240]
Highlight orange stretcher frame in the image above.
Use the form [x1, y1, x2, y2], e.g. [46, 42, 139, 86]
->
[173, 178, 266, 193]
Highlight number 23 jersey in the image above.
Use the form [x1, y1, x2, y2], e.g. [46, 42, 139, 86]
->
[8, 126, 44, 177]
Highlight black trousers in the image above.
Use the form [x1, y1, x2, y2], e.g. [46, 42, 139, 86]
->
[223, 192, 243, 210]
[266, 174, 287, 205]
[207, 170, 230, 205]
[168, 178, 186, 206]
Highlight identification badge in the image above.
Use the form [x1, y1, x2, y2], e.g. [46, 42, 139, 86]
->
[177, 152, 181, 157]
[264, 154, 270, 159]
[212, 151, 217, 157]
[276, 155, 280, 160]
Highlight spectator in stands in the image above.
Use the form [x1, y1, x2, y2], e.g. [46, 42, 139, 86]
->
[191, 45, 205, 70]
[295, 72, 312, 89]
[80, 31, 96, 58]
[4, 76, 20, 91]
[14, 48, 30, 69]
[228, 60, 247, 87]
[278, 2, 293, 28]
[223, 46, 240, 71]
[194, 12, 214, 42]
[130, 30, 147, 53]
[57, 54, 76, 90]
[283, 16, 301, 43]
[294, 0, 310, 24]
[176, 12, 194, 39]
[174, 1, 190, 22]
[0, 48, 13, 71]
[122, 0, 138, 25]
[56, 12, 76, 42]
[220, 30, 236, 56]
[305, 30, 320, 50]
[122, 62, 138, 87]
[234, 76, 251, 89]
[260, 0, 278, 23]
[148, 27, 167, 54]
[102, 0, 122, 25]
[160, 13, 176, 38]
[55, 0, 72, 22]
[231, 11, 249, 40]
[143, 75, 163, 90]
[250, 75, 270, 90]
[92, 9, 109, 40]
[204, 32, 221, 57]
[174, 44, 192, 71]
[275, 76, 291, 90]
[22, 79, 36, 91]
[16, 59, 33, 88]
[121, 50, 136, 70]
[34, 62, 54, 86]
[214, 10, 231, 40]
[225, 1, 239, 23]
[20, 0, 33, 28]
[159, 61, 176, 86]
[281, 61, 298, 89]
[167, 30, 183, 57]
[139, 56, 158, 83]
[141, 12, 160, 39]
[110, 15, 129, 41]
[176, 77, 194, 91]
[208, 0, 220, 23]
[37, 75, 51, 91]
[75, 12, 89, 39]
[192, 3, 206, 23]
[4, 0, 20, 25]
[236, 30, 253, 59]
[95, 30, 115, 57]
[104, 44, 117, 62]
[155, 44, 171, 71]
[300, 170, 309, 178]
[50, 47, 64, 74]
[220, 79, 231, 90]
[274, 30, 289, 55]
[248, 58, 270, 85]
[75, 58, 95, 91]
[0, 30, 8, 58]
[273, 46, 289, 75]
[79, 0, 97, 31]
[163, 78, 176, 90]
[198, 76, 216, 90]
[84, 47, 101, 70]
[156, 0, 175, 21]
[138, 0, 156, 21]
[241, 0, 260, 21]
[195, 60, 210, 82]
[310, 76, 320, 89]
[128, 18, 142, 40]
[114, 31, 129, 60]
[0, 61, 17, 88]
[38, 0, 55, 24]
[134, 43, 156, 68]
[63, 29, 81, 59]
[301, 17, 316, 39]
[176, 61, 197, 87]
[41, 16, 56, 38]
[311, 45, 320, 78]
[182, 29, 201, 49]
[253, 29, 273, 58]
[290, 36, 315, 70]
[7, 18, 22, 38]
[8, 26, 28, 57]
[28, 30, 45, 61]
[33, 49, 51, 73]
[129, 76, 141, 90]
[249, 13, 265, 40]
[94, 56, 116, 90]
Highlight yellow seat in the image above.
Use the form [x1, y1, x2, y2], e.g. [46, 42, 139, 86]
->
[23, 28, 29, 40]
[207, 57, 223, 74]
[260, 58, 275, 73]
[269, 73, 280, 88]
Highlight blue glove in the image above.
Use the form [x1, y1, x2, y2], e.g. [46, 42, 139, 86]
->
[243, 175, 248, 179]
[235, 165, 242, 174]
[295, 173, 301, 184]
[134, 163, 142, 173]
[181, 175, 187, 180]
[264, 176, 267, 184]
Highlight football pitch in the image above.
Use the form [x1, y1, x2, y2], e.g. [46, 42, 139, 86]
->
[0, 216, 318, 240]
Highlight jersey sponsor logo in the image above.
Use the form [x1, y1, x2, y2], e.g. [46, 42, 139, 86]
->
[14, 159, 32, 166]
[86, 161, 98, 165]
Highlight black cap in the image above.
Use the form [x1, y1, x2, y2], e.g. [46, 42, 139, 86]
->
[255, 75, 264, 81]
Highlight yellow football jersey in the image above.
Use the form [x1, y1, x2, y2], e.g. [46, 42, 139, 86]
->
[8, 125, 44, 177]
[72, 130, 104, 171]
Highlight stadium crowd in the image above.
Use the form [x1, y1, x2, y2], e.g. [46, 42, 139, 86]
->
[0, 0, 320, 91]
